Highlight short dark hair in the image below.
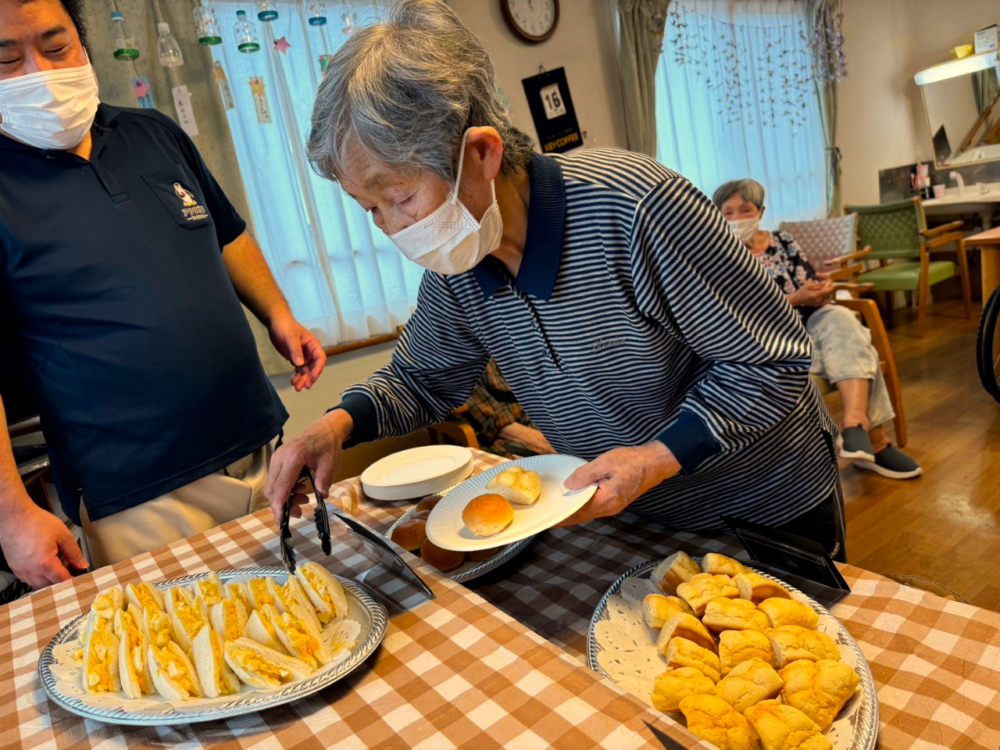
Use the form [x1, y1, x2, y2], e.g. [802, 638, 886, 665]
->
[17, 0, 88, 49]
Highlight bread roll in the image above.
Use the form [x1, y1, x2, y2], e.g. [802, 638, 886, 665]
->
[486, 466, 542, 505]
[412, 510, 431, 521]
[651, 667, 716, 713]
[703, 598, 770, 633]
[462, 494, 513, 536]
[744, 701, 832, 750]
[391, 516, 427, 551]
[779, 659, 860, 731]
[663, 637, 722, 683]
[677, 573, 740, 617]
[715, 658, 784, 713]
[767, 626, 839, 667]
[651, 551, 701, 596]
[421, 540, 465, 571]
[758, 598, 819, 630]
[415, 494, 443, 513]
[655, 612, 717, 654]
[468, 547, 500, 562]
[734, 571, 791, 604]
[678, 694, 759, 750]
[701, 553, 748, 578]
[642, 594, 694, 629]
[719, 629, 777, 675]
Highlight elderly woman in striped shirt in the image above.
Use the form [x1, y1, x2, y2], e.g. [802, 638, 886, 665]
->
[266, 0, 847, 559]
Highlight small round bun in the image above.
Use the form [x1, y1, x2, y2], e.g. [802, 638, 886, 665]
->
[420, 540, 465, 571]
[416, 495, 443, 513]
[487, 467, 542, 505]
[468, 546, 500, 562]
[462, 494, 514, 537]
[390, 517, 427, 551]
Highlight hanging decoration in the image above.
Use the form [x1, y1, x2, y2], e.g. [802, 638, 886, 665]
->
[340, 2, 358, 36]
[131, 76, 155, 108]
[157, 22, 184, 68]
[807, 0, 846, 84]
[214, 61, 236, 110]
[235, 10, 261, 53]
[256, 1, 279, 22]
[274, 36, 292, 54]
[171, 85, 200, 136]
[110, 11, 140, 61]
[308, 3, 335, 75]
[193, 3, 223, 45]
[249, 77, 272, 123]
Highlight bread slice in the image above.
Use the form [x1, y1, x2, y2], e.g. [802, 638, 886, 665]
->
[210, 598, 249, 643]
[651, 667, 716, 713]
[486, 466, 542, 505]
[125, 582, 164, 613]
[700, 553, 747, 577]
[677, 573, 740, 617]
[247, 577, 276, 611]
[82, 616, 121, 695]
[244, 603, 290, 654]
[189, 571, 225, 607]
[225, 582, 253, 615]
[295, 562, 349, 624]
[767, 626, 840, 667]
[734, 571, 791, 604]
[224, 637, 314, 689]
[90, 586, 124, 620]
[141, 607, 173, 650]
[193, 625, 241, 698]
[147, 641, 202, 700]
[744, 701, 832, 750]
[759, 597, 819, 630]
[719, 628, 777, 675]
[164, 586, 207, 652]
[655, 612, 717, 654]
[273, 604, 334, 668]
[702, 597, 770, 633]
[118, 630, 152, 699]
[642, 594, 695, 629]
[651, 551, 701, 596]
[715, 657, 784, 713]
[663, 637, 722, 683]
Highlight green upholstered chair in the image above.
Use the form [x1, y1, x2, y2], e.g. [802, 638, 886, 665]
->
[843, 197, 971, 337]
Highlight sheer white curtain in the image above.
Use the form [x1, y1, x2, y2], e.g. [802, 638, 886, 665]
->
[213, 1, 423, 347]
[655, 0, 827, 224]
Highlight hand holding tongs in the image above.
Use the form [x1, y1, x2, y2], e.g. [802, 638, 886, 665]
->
[279, 465, 331, 574]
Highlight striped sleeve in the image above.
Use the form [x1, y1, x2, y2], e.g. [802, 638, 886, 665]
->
[337, 270, 490, 444]
[631, 177, 813, 474]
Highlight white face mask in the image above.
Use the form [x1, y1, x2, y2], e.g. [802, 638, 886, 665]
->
[388, 129, 503, 275]
[0, 63, 100, 151]
[728, 216, 760, 246]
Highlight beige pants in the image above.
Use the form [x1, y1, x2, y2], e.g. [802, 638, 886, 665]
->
[80, 442, 274, 568]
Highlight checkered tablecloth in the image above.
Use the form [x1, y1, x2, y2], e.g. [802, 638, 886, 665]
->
[0, 457, 706, 750]
[336, 451, 1000, 750]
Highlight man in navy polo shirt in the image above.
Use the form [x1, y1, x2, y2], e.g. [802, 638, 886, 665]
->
[0, 0, 326, 589]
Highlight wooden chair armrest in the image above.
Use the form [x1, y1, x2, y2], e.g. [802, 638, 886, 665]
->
[921, 220, 964, 238]
[451, 404, 470, 416]
[925, 231, 965, 250]
[426, 420, 479, 450]
[822, 246, 872, 266]
[834, 282, 876, 292]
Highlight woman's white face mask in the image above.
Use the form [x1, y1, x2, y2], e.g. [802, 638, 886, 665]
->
[728, 216, 760, 246]
[387, 129, 503, 275]
[0, 63, 99, 151]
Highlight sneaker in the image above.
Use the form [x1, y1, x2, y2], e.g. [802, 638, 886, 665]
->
[854, 444, 923, 480]
[839, 425, 875, 462]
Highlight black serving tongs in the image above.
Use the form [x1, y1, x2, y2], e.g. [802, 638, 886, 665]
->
[279, 465, 331, 574]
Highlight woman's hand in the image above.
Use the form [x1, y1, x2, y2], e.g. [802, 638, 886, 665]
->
[556, 442, 681, 527]
[788, 276, 835, 308]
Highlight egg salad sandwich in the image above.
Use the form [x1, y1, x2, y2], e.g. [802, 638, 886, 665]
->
[164, 586, 208, 652]
[90, 586, 125, 620]
[246, 577, 276, 611]
[142, 607, 174, 650]
[223, 637, 313, 689]
[147, 641, 203, 700]
[295, 562, 349, 625]
[125, 582, 164, 613]
[267, 576, 322, 632]
[118, 626, 153, 699]
[244, 603, 289, 654]
[190, 572, 225, 607]
[225, 581, 253, 614]
[192, 625, 241, 698]
[272, 604, 334, 668]
[82, 615, 121, 695]
[210, 598, 249, 643]
[113, 608, 143, 652]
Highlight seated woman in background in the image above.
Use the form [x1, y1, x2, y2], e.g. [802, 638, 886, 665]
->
[712, 179, 921, 481]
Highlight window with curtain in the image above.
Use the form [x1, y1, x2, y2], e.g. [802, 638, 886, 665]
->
[654, 0, 827, 224]
[212, 1, 424, 348]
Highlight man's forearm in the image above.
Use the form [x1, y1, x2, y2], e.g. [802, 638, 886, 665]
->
[0, 396, 32, 517]
[221, 230, 293, 326]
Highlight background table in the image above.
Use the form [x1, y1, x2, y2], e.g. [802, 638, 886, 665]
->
[333, 450, 1000, 750]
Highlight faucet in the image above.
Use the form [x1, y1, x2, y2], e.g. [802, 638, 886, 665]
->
[949, 171, 965, 197]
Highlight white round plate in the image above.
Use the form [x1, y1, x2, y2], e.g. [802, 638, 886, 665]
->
[587, 558, 878, 750]
[39, 567, 387, 726]
[361, 445, 473, 501]
[424, 454, 597, 552]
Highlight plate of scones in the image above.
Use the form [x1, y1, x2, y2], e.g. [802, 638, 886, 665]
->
[588, 552, 877, 750]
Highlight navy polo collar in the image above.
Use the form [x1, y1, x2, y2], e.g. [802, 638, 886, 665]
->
[472, 152, 566, 301]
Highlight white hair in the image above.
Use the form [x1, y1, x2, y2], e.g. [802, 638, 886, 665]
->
[307, 0, 535, 183]
[712, 178, 767, 210]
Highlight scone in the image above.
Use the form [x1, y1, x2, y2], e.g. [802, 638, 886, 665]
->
[678, 694, 761, 750]
[780, 659, 860, 731]
[703, 598, 770, 633]
[701, 553, 748, 577]
[677, 573, 740, 617]
[652, 551, 702, 596]
[663, 637, 722, 683]
[651, 667, 716, 712]
[743, 701, 832, 750]
[486, 465, 541, 505]
[719, 629, 777, 674]
[734, 572, 791, 604]
[643, 594, 695, 628]
[654, 612, 717, 654]
[758, 598, 819, 630]
[767, 626, 840, 667]
[715, 658, 784, 713]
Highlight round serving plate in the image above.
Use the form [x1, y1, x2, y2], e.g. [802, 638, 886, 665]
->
[361, 446, 473, 502]
[39, 566, 388, 726]
[587, 558, 878, 750]
[425, 454, 597, 553]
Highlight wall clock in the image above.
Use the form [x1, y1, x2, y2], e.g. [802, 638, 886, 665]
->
[500, 0, 559, 44]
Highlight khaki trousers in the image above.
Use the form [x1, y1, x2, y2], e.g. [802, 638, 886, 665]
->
[80, 442, 274, 568]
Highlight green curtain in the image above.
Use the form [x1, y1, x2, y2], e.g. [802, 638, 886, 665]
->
[617, 0, 671, 157]
[804, 0, 842, 218]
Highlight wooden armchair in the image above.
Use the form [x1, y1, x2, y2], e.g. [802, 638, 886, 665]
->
[779, 215, 908, 447]
[426, 405, 479, 450]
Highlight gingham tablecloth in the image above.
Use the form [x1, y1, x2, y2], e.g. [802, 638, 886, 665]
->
[334, 450, 1000, 750]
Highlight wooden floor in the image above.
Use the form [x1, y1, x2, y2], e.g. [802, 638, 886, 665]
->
[830, 298, 1000, 611]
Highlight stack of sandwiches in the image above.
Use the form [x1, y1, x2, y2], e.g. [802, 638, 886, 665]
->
[79, 562, 352, 701]
[644, 552, 860, 750]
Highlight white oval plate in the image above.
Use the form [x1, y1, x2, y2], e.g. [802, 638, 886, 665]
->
[38, 567, 387, 726]
[587, 558, 878, 750]
[425, 454, 597, 552]
[361, 445, 473, 501]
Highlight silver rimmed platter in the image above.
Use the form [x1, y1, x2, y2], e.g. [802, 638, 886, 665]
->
[39, 566, 388, 726]
[588, 558, 878, 750]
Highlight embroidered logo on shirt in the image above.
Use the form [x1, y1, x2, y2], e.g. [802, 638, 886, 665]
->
[593, 337, 626, 351]
[173, 182, 209, 222]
